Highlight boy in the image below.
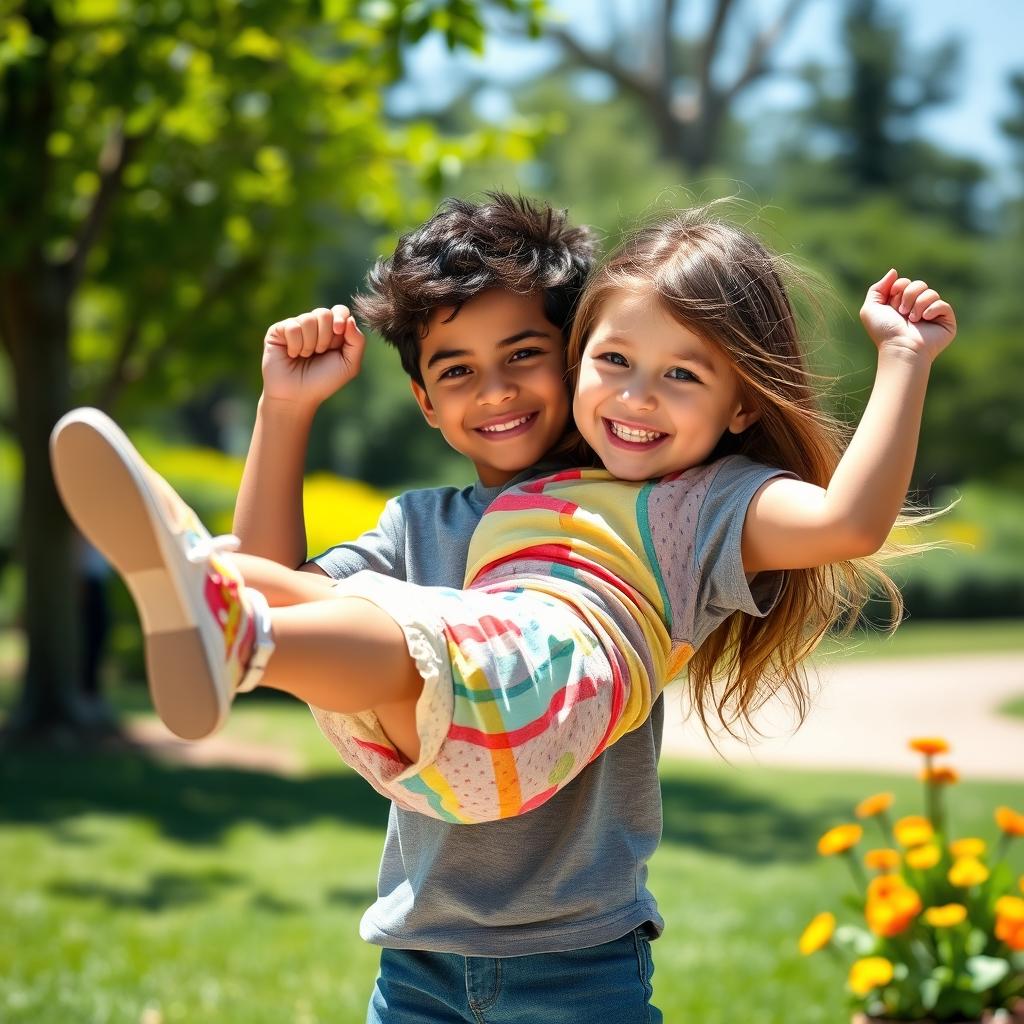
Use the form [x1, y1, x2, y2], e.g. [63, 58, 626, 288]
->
[234, 194, 664, 1022]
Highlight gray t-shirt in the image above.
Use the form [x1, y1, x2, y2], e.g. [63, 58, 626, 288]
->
[313, 467, 667, 956]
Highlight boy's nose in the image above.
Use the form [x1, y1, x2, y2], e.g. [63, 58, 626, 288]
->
[477, 370, 517, 405]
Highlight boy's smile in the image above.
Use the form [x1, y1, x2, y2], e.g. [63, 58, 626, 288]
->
[411, 289, 570, 486]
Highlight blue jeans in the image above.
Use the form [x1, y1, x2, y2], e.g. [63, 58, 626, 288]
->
[366, 927, 662, 1023]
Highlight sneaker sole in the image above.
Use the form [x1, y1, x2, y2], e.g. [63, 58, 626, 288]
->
[50, 409, 227, 740]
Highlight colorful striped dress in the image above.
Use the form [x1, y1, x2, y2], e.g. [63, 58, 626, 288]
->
[311, 455, 787, 823]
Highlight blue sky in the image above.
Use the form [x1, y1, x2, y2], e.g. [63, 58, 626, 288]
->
[391, 0, 1023, 191]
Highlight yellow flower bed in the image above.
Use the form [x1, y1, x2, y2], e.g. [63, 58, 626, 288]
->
[799, 736, 1024, 1021]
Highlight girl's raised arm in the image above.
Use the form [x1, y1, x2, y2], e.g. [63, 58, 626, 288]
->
[741, 269, 957, 574]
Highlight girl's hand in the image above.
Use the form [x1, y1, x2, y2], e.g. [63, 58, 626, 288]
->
[261, 305, 366, 409]
[859, 269, 957, 363]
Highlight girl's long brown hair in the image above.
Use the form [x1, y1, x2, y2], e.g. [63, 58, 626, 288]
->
[560, 205, 914, 744]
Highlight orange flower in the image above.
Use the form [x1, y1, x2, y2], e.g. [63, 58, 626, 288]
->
[848, 956, 894, 996]
[995, 806, 1024, 837]
[923, 903, 967, 928]
[867, 874, 906, 902]
[799, 912, 836, 955]
[818, 824, 863, 856]
[865, 848, 901, 872]
[948, 856, 989, 887]
[909, 737, 949, 756]
[995, 896, 1024, 951]
[949, 837, 986, 859]
[866, 882, 922, 937]
[856, 792, 895, 819]
[920, 765, 959, 785]
[906, 844, 941, 870]
[894, 815, 934, 848]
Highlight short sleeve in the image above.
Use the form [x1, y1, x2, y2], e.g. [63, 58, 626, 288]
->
[691, 456, 792, 646]
[311, 497, 406, 582]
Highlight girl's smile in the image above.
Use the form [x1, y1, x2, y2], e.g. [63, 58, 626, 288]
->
[573, 288, 759, 480]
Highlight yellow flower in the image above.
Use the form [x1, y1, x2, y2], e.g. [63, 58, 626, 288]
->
[865, 848, 901, 872]
[906, 844, 941, 870]
[894, 815, 934, 848]
[818, 823, 863, 856]
[920, 765, 959, 784]
[798, 912, 836, 955]
[995, 806, 1024, 837]
[909, 737, 950, 756]
[949, 837, 986, 859]
[849, 957, 894, 996]
[856, 792, 895, 819]
[923, 903, 967, 928]
[948, 857, 989, 887]
[995, 896, 1024, 922]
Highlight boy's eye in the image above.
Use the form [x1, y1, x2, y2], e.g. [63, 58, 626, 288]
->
[667, 366, 699, 382]
[509, 347, 541, 362]
[439, 364, 470, 380]
[598, 351, 628, 367]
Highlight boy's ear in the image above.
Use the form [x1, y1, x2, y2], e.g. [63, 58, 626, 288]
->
[410, 379, 440, 429]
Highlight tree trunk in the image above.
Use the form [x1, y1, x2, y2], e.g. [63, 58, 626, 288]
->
[1, 260, 99, 740]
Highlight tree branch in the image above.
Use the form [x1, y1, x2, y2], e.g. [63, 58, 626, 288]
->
[66, 120, 145, 294]
[92, 314, 142, 412]
[725, 0, 809, 103]
[698, 0, 737, 114]
[547, 24, 658, 105]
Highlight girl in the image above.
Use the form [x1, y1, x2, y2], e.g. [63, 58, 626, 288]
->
[50, 209, 955, 824]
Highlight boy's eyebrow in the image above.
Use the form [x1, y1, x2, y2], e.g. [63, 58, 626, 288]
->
[425, 329, 553, 369]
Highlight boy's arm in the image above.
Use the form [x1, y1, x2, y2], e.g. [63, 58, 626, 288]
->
[741, 270, 957, 573]
[233, 306, 365, 569]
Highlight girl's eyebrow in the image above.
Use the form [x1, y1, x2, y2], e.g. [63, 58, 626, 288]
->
[591, 333, 717, 375]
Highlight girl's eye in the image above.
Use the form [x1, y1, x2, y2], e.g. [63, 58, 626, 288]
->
[667, 367, 699, 382]
[598, 351, 628, 367]
[439, 365, 470, 380]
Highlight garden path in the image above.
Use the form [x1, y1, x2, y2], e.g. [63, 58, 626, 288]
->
[660, 652, 1024, 780]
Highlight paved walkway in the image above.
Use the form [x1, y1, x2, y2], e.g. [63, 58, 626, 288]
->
[660, 652, 1024, 780]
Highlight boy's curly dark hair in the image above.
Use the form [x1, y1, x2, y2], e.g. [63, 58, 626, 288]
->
[353, 192, 596, 383]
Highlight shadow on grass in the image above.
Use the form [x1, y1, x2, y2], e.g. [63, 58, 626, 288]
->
[50, 867, 244, 911]
[1, 742, 845, 867]
[1, 747, 391, 845]
[659, 773, 848, 864]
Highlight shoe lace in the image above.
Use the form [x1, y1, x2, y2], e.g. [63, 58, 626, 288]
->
[186, 534, 241, 565]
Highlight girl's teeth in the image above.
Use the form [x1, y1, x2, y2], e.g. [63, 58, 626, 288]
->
[481, 415, 530, 433]
[610, 421, 664, 443]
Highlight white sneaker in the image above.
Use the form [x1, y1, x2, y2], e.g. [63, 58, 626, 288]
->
[50, 408, 274, 739]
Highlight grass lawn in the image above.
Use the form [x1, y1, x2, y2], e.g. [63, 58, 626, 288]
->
[2, 693, 1024, 1024]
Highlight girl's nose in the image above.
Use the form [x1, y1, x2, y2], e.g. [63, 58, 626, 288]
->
[619, 377, 657, 412]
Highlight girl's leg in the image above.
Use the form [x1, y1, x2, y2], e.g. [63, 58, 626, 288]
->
[260, 595, 424, 762]
[226, 553, 424, 760]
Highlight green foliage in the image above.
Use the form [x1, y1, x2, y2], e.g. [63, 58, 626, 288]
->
[0, 0, 548, 418]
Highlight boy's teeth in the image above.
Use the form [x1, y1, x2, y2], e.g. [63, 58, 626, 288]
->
[481, 415, 530, 433]
[610, 421, 665, 443]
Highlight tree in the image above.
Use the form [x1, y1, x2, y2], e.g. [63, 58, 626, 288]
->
[0, 0, 543, 738]
[537, 0, 812, 173]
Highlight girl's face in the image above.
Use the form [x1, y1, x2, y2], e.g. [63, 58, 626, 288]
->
[573, 289, 759, 481]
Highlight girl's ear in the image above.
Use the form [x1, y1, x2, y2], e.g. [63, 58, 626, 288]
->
[727, 396, 761, 435]
[410, 379, 440, 429]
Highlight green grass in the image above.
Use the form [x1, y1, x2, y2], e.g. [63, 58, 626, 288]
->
[814, 618, 1024, 661]
[1000, 695, 1024, 721]
[2, 698, 1024, 1023]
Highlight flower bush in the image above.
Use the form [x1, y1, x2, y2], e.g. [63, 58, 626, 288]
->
[799, 737, 1024, 1021]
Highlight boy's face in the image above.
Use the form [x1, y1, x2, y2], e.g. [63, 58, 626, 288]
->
[410, 289, 569, 486]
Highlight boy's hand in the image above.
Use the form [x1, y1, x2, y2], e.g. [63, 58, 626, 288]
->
[859, 269, 957, 362]
[262, 305, 366, 409]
